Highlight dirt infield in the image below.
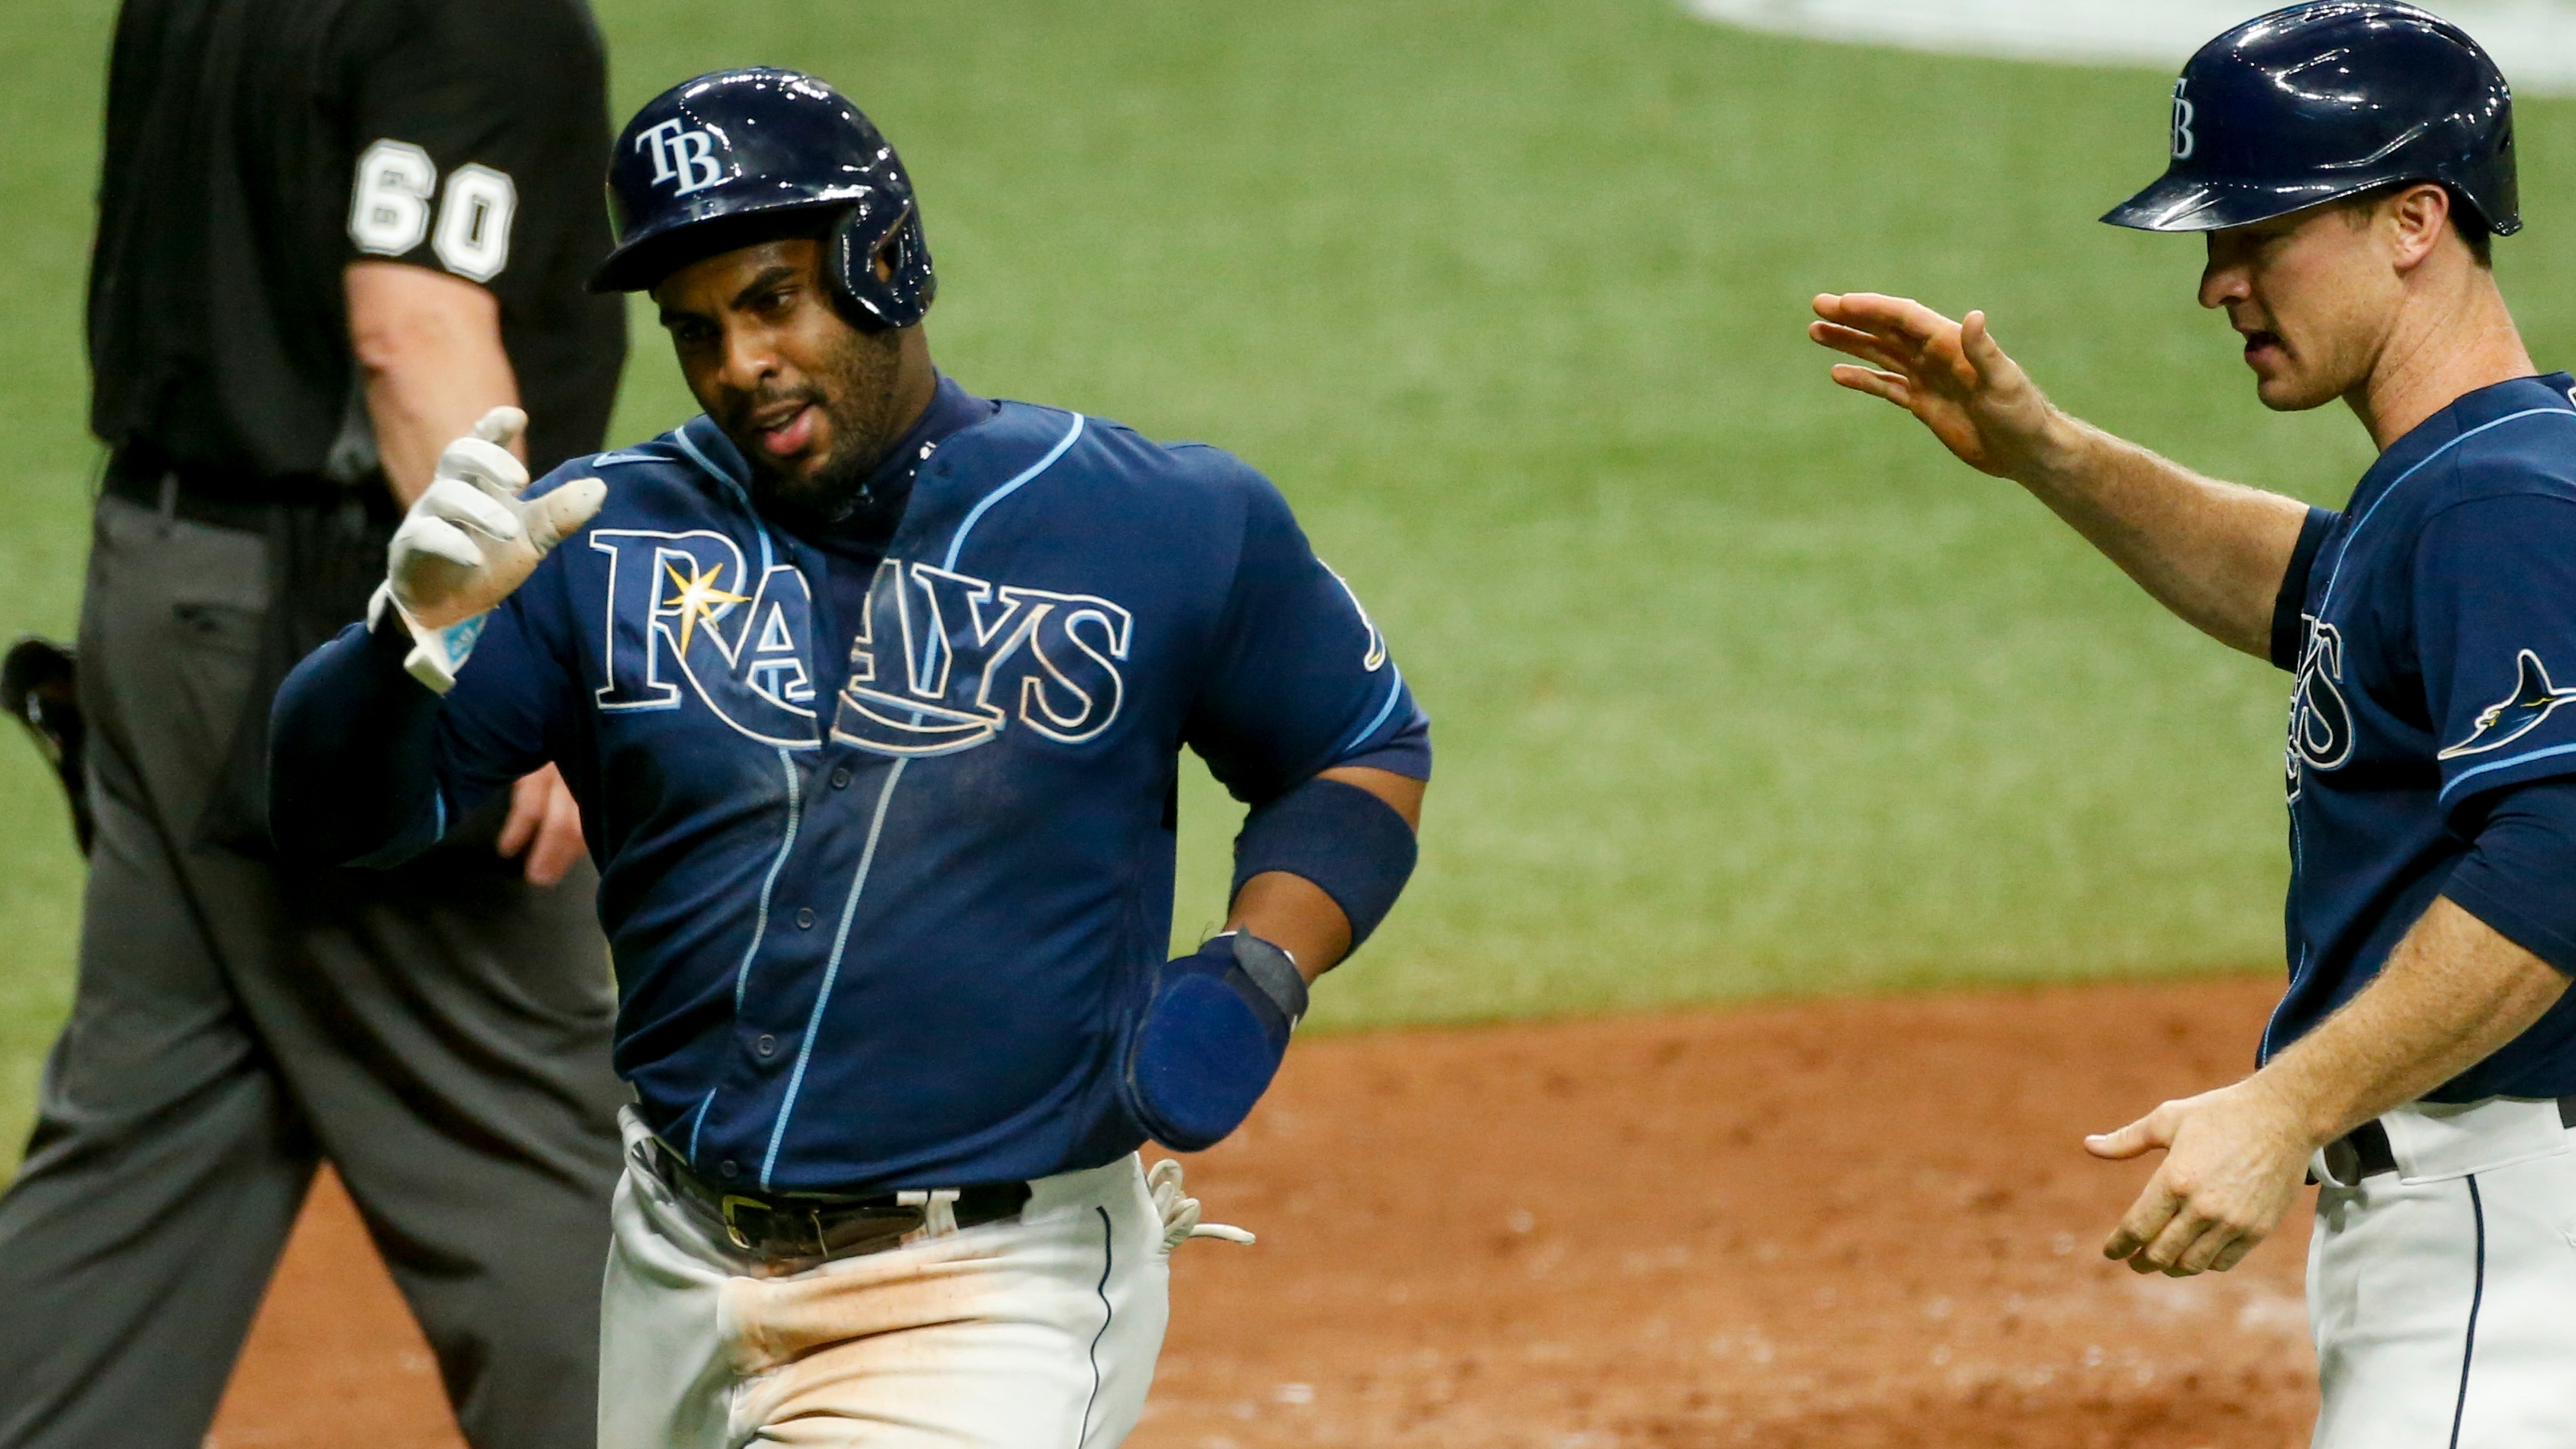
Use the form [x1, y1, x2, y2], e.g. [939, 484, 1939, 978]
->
[211, 976, 2316, 1448]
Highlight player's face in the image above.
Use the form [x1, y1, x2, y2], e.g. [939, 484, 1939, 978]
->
[2197, 202, 2404, 413]
[653, 239, 913, 516]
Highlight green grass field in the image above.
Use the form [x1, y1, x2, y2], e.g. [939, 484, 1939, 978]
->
[3, 0, 2572, 1154]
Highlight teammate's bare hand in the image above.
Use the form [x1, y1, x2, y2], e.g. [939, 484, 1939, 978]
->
[498, 763, 585, 887]
[1808, 294, 2059, 480]
[2086, 1077, 2316, 1277]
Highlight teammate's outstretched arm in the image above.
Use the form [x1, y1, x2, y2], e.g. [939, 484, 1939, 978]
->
[1809, 292, 2312, 658]
[2086, 895, 2569, 1275]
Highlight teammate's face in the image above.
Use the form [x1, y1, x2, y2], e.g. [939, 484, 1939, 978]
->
[653, 239, 917, 518]
[2196, 201, 2405, 413]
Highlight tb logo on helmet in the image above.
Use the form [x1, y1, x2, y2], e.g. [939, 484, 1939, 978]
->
[635, 119, 724, 196]
[2169, 78, 2196, 161]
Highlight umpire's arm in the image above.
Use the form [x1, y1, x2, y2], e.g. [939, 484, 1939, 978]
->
[347, 262, 522, 505]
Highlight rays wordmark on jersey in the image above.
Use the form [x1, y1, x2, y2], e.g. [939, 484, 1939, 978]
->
[2286, 614, 2352, 801]
[590, 529, 1131, 756]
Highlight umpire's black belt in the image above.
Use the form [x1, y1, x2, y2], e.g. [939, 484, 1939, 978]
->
[636, 1133, 1030, 1263]
[102, 445, 388, 533]
[2328, 1093, 2576, 1181]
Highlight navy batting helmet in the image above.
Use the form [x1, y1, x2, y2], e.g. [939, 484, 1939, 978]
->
[593, 69, 936, 328]
[2102, 2, 2518, 236]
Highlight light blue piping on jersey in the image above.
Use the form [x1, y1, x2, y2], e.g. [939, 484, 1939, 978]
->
[756, 411, 1087, 1187]
[2440, 740, 2576, 803]
[736, 750, 805, 1008]
[914, 413, 1086, 683]
[2315, 407, 2576, 618]
[1341, 663, 1409, 757]
[685, 1089, 716, 1163]
[671, 421, 744, 495]
[673, 421, 780, 574]
[943, 413, 1086, 570]
[760, 756, 906, 1189]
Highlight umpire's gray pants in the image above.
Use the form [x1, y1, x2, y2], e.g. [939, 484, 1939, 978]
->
[0, 497, 628, 1449]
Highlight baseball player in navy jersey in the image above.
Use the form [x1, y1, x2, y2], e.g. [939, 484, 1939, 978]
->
[1809, 6, 2575, 1445]
[267, 69, 1430, 1447]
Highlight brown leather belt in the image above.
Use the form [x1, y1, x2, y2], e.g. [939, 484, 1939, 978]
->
[635, 1134, 1030, 1264]
[2327, 1093, 2576, 1181]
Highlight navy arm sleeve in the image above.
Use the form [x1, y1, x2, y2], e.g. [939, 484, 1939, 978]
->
[270, 610, 445, 867]
[2270, 505, 2339, 671]
[1182, 460, 1429, 805]
[2443, 778, 2576, 976]
[2417, 495, 2576, 811]
[269, 588, 567, 867]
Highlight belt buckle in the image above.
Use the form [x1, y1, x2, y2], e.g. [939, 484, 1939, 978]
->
[721, 1193, 842, 1261]
[719, 1193, 770, 1253]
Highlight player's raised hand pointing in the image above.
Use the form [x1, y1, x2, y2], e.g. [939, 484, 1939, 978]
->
[379, 406, 607, 692]
[391, 408, 607, 626]
[1808, 294, 2059, 481]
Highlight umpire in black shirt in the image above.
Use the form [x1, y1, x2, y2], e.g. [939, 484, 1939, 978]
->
[0, 1, 629, 1445]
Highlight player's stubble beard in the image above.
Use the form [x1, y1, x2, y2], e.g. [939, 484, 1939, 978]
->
[730, 320, 914, 532]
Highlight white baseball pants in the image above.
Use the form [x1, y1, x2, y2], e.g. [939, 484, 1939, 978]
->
[2308, 1097, 2576, 1449]
[599, 1112, 1171, 1449]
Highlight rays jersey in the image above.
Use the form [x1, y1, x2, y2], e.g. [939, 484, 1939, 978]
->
[381, 400, 1426, 1193]
[2272, 372, 2576, 1096]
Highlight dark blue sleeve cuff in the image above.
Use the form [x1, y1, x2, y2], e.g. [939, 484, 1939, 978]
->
[2442, 777, 2576, 976]
[268, 615, 448, 868]
[1333, 702, 1430, 781]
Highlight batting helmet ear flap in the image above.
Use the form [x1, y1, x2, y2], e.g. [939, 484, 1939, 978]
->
[829, 200, 936, 331]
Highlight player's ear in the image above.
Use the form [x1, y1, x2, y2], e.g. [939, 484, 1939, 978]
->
[873, 231, 901, 284]
[2386, 183, 2450, 272]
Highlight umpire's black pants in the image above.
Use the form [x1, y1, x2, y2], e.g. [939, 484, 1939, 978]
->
[0, 495, 628, 1449]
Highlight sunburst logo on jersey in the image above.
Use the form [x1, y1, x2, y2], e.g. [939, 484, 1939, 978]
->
[660, 557, 750, 654]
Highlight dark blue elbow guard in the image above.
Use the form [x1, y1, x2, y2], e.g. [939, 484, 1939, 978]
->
[1122, 932, 1308, 1152]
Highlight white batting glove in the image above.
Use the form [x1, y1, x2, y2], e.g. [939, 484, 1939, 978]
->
[373, 407, 607, 694]
[1148, 1157, 1256, 1251]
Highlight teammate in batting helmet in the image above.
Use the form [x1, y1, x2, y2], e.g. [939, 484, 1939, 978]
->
[2102, 1, 2517, 237]
[594, 68, 936, 326]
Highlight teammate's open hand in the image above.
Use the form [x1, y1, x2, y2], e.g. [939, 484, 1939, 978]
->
[498, 763, 586, 887]
[1808, 294, 2058, 481]
[389, 407, 606, 629]
[2085, 1077, 2316, 1277]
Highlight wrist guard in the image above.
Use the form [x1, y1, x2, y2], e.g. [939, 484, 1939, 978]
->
[369, 581, 488, 695]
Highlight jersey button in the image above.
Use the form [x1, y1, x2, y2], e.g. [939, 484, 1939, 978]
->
[755, 1033, 777, 1058]
[829, 767, 853, 790]
[718, 1160, 739, 1181]
[795, 907, 816, 929]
